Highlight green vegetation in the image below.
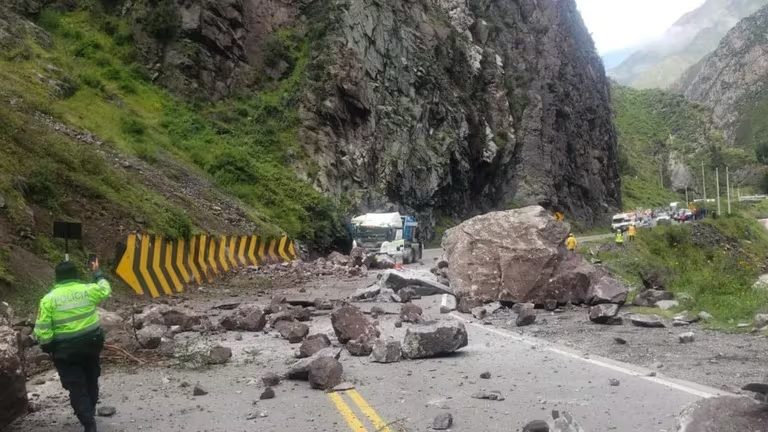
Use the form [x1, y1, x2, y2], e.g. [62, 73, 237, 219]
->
[596, 215, 768, 328]
[613, 84, 759, 209]
[0, 5, 342, 247]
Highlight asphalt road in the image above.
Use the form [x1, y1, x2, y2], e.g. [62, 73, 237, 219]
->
[10, 261, 726, 432]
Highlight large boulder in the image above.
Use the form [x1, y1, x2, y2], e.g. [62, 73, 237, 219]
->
[0, 303, 27, 428]
[299, 334, 332, 358]
[586, 277, 628, 305]
[443, 206, 617, 305]
[632, 289, 674, 307]
[677, 396, 768, 431]
[286, 347, 342, 380]
[401, 321, 468, 359]
[308, 357, 343, 390]
[331, 305, 380, 344]
[588, 304, 620, 324]
[136, 305, 201, 331]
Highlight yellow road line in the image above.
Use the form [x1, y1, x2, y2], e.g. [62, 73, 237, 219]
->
[327, 392, 368, 432]
[346, 390, 392, 432]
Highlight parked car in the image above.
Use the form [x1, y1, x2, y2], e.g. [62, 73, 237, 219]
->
[655, 213, 672, 226]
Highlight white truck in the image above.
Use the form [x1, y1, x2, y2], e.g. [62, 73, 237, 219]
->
[350, 212, 422, 264]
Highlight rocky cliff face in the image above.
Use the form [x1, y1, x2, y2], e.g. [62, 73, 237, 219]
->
[676, 5, 768, 150]
[298, 0, 621, 228]
[33, 0, 622, 230]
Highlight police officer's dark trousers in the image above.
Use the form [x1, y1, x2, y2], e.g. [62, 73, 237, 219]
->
[53, 349, 102, 428]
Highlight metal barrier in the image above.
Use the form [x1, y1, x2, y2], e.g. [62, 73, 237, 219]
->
[115, 233, 297, 297]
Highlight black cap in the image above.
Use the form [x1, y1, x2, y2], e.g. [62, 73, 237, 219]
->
[55, 261, 79, 283]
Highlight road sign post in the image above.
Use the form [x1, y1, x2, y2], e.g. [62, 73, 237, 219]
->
[53, 221, 82, 262]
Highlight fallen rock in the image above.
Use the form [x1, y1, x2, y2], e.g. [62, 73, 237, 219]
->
[632, 289, 674, 307]
[379, 270, 452, 296]
[328, 251, 350, 266]
[614, 337, 627, 345]
[512, 302, 535, 314]
[262, 372, 280, 387]
[432, 412, 453, 430]
[401, 321, 468, 359]
[260, 387, 275, 400]
[98, 308, 125, 334]
[440, 295, 457, 314]
[471, 390, 505, 401]
[678, 332, 695, 343]
[656, 300, 680, 311]
[269, 311, 295, 328]
[136, 324, 167, 349]
[639, 269, 667, 291]
[588, 304, 619, 324]
[286, 348, 342, 380]
[206, 345, 232, 365]
[331, 305, 380, 344]
[543, 299, 559, 311]
[398, 287, 419, 302]
[0, 303, 27, 428]
[522, 420, 549, 432]
[220, 304, 267, 332]
[480, 371, 491, 379]
[629, 314, 665, 328]
[299, 334, 331, 358]
[754, 313, 768, 329]
[308, 357, 343, 390]
[472, 306, 488, 320]
[551, 411, 585, 432]
[609, 378, 620, 386]
[346, 336, 375, 357]
[351, 284, 381, 301]
[372, 254, 395, 269]
[400, 303, 423, 323]
[370, 340, 402, 363]
[516, 308, 536, 327]
[457, 297, 484, 313]
[332, 382, 356, 392]
[586, 276, 628, 305]
[96, 406, 116, 417]
[677, 396, 768, 431]
[349, 247, 367, 267]
[314, 298, 334, 310]
[370, 306, 386, 317]
[698, 311, 713, 321]
[137, 305, 201, 331]
[279, 322, 310, 344]
[290, 307, 312, 322]
[193, 384, 207, 396]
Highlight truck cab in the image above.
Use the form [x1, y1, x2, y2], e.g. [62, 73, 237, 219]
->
[351, 213, 422, 264]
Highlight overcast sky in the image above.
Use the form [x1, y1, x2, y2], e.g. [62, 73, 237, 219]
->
[576, 0, 706, 54]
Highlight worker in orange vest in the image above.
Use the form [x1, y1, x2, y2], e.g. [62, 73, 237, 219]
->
[565, 233, 577, 253]
[628, 224, 637, 242]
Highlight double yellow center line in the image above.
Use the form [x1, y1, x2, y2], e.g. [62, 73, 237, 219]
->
[327, 389, 392, 432]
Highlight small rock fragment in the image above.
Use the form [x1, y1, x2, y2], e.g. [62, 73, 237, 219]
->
[522, 419, 549, 432]
[471, 391, 505, 401]
[678, 332, 695, 343]
[480, 371, 491, 379]
[609, 378, 620, 386]
[370, 340, 402, 363]
[262, 372, 280, 387]
[96, 406, 116, 417]
[400, 303, 423, 323]
[207, 345, 233, 365]
[432, 412, 453, 430]
[613, 337, 627, 345]
[299, 334, 332, 358]
[260, 387, 275, 400]
[193, 384, 207, 396]
[516, 308, 536, 327]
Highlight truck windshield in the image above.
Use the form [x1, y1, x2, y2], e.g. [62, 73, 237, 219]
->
[355, 226, 392, 242]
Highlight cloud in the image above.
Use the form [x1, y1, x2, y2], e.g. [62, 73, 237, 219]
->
[576, 0, 706, 53]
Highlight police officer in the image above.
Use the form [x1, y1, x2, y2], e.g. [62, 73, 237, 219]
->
[34, 258, 111, 432]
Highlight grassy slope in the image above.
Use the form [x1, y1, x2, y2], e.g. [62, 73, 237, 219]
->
[595, 215, 768, 328]
[0, 7, 342, 247]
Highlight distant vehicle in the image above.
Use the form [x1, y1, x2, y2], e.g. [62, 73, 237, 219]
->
[350, 212, 422, 264]
[638, 218, 653, 228]
[655, 213, 672, 226]
[611, 213, 633, 232]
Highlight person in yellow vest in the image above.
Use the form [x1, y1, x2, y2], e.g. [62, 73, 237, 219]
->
[628, 224, 637, 241]
[565, 233, 577, 253]
[615, 230, 624, 246]
[34, 259, 111, 432]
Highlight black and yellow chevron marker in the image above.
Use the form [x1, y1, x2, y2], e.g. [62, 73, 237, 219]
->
[116, 233, 298, 297]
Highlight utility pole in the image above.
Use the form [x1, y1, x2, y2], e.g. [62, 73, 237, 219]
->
[701, 161, 707, 203]
[716, 167, 721, 216]
[726, 167, 732, 215]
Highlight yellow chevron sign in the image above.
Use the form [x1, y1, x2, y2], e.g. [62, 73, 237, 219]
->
[116, 233, 297, 297]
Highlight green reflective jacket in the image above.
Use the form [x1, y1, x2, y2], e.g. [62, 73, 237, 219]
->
[33, 276, 111, 347]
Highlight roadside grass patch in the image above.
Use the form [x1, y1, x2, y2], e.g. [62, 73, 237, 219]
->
[597, 215, 768, 328]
